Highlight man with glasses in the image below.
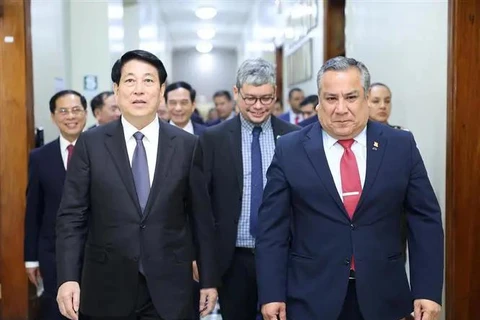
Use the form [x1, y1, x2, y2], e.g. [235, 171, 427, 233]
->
[200, 58, 299, 320]
[24, 90, 87, 320]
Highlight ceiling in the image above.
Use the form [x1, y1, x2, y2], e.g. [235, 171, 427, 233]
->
[108, 0, 302, 54]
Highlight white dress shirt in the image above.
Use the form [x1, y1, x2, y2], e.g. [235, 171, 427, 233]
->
[122, 116, 159, 186]
[288, 109, 304, 124]
[322, 127, 367, 199]
[25, 135, 77, 269]
[170, 119, 194, 135]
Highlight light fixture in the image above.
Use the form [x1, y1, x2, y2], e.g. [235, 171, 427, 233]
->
[197, 28, 216, 40]
[196, 42, 213, 53]
[195, 7, 217, 20]
[140, 41, 165, 52]
[108, 4, 123, 20]
[110, 42, 125, 53]
[139, 26, 157, 40]
[109, 26, 124, 40]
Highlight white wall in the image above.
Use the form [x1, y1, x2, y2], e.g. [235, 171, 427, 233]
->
[282, 0, 324, 109]
[31, 0, 71, 143]
[171, 48, 237, 113]
[345, 1, 448, 317]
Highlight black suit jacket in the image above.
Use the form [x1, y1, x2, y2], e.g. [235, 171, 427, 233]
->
[56, 118, 218, 319]
[24, 139, 66, 296]
[200, 115, 299, 276]
[193, 122, 207, 136]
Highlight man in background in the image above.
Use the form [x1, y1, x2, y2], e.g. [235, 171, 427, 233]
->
[165, 81, 206, 136]
[25, 90, 87, 320]
[89, 91, 121, 129]
[278, 88, 304, 124]
[206, 90, 235, 126]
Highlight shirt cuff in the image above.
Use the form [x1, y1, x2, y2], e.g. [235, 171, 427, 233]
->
[25, 261, 40, 268]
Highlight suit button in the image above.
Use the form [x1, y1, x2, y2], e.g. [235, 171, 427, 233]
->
[234, 218, 239, 225]
[344, 258, 350, 265]
[140, 224, 146, 229]
[133, 256, 139, 261]
[350, 224, 355, 230]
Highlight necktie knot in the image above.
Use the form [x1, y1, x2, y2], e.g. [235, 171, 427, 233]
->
[252, 126, 262, 137]
[133, 132, 145, 141]
[338, 139, 355, 150]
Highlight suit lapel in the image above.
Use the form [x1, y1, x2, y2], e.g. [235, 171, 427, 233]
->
[303, 122, 349, 219]
[104, 120, 142, 216]
[142, 120, 176, 220]
[355, 121, 387, 215]
[52, 139, 66, 180]
[271, 116, 290, 144]
[228, 116, 243, 192]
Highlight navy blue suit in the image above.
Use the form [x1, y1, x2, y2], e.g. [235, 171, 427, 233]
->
[192, 122, 207, 136]
[278, 112, 290, 123]
[24, 139, 67, 320]
[255, 121, 444, 320]
[298, 115, 317, 127]
[205, 118, 221, 127]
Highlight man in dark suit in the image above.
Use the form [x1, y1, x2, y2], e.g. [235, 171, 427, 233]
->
[296, 95, 319, 127]
[278, 88, 304, 124]
[164, 81, 206, 137]
[205, 90, 235, 126]
[200, 58, 298, 320]
[24, 89, 88, 320]
[88, 91, 121, 129]
[256, 57, 444, 320]
[56, 50, 219, 320]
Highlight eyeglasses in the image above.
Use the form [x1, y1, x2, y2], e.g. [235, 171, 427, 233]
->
[238, 90, 275, 106]
[55, 107, 85, 117]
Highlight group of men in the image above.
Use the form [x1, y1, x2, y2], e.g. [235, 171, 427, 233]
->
[24, 49, 443, 320]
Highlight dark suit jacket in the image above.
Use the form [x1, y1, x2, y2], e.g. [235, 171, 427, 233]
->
[200, 115, 299, 277]
[205, 118, 221, 127]
[298, 115, 317, 127]
[192, 122, 207, 136]
[56, 118, 219, 319]
[278, 112, 290, 123]
[255, 121, 444, 320]
[24, 139, 66, 296]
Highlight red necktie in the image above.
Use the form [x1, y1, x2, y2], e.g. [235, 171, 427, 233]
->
[67, 144, 74, 168]
[294, 115, 300, 125]
[338, 139, 362, 270]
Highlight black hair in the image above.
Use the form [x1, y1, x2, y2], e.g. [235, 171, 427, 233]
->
[164, 81, 196, 103]
[49, 90, 87, 114]
[111, 49, 167, 85]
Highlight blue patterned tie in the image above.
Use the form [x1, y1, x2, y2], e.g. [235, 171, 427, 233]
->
[132, 132, 150, 213]
[250, 126, 263, 237]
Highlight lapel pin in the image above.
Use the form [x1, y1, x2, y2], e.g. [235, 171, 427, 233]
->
[276, 135, 281, 140]
[372, 141, 379, 150]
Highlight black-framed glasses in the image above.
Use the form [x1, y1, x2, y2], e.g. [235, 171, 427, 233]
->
[238, 90, 275, 106]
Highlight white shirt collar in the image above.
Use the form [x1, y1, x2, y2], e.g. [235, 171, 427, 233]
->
[169, 119, 194, 135]
[59, 134, 77, 151]
[121, 115, 159, 143]
[322, 125, 367, 149]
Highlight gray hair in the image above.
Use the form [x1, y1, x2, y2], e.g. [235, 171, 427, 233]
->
[317, 56, 371, 95]
[236, 58, 276, 89]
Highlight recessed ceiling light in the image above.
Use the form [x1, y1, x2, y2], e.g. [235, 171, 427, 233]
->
[139, 26, 157, 40]
[196, 42, 213, 53]
[197, 28, 216, 40]
[195, 7, 217, 20]
[109, 26, 124, 40]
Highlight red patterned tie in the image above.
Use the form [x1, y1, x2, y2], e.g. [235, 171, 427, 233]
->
[338, 139, 362, 270]
[295, 114, 300, 125]
[67, 144, 74, 168]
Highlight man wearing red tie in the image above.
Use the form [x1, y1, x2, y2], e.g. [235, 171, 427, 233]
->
[24, 90, 88, 320]
[255, 57, 444, 320]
